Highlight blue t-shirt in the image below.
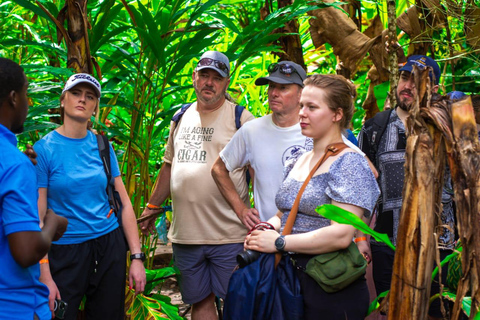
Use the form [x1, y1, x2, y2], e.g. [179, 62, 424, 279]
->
[34, 130, 121, 244]
[0, 124, 50, 319]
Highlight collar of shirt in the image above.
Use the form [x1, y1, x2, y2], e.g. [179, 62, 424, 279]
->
[0, 123, 17, 148]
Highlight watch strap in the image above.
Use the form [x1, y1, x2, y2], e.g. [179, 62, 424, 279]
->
[130, 252, 146, 262]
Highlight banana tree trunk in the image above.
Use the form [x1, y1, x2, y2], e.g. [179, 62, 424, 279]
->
[36, 0, 93, 73]
[387, 66, 444, 319]
[449, 97, 480, 319]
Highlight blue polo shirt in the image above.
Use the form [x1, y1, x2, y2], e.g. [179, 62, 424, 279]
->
[0, 124, 50, 319]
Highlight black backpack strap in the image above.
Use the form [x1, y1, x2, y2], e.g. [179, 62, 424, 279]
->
[364, 108, 393, 165]
[171, 103, 192, 129]
[234, 105, 245, 129]
[96, 134, 123, 222]
[371, 108, 393, 152]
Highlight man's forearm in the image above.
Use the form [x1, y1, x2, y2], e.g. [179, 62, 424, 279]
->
[148, 162, 172, 206]
[211, 156, 248, 216]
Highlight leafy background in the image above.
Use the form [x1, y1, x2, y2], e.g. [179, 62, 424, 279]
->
[1, 0, 479, 317]
[2, 0, 479, 267]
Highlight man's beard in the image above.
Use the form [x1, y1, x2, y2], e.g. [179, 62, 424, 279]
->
[396, 91, 413, 112]
[193, 80, 225, 105]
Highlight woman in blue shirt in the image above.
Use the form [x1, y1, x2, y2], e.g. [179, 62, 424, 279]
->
[34, 74, 146, 319]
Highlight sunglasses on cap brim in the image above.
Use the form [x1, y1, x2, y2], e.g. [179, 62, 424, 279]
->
[197, 58, 229, 74]
[268, 63, 301, 77]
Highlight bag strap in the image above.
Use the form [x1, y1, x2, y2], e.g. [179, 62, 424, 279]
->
[96, 134, 120, 217]
[368, 108, 393, 165]
[275, 142, 348, 267]
[234, 104, 245, 130]
[281, 142, 349, 236]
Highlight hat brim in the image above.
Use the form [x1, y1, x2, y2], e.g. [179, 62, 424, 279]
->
[196, 66, 228, 78]
[63, 79, 101, 98]
[398, 65, 413, 74]
[255, 76, 304, 87]
[398, 64, 439, 85]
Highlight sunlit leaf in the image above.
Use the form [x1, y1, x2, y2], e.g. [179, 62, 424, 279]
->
[315, 204, 395, 251]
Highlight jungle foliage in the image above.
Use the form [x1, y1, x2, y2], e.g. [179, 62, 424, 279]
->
[1, 0, 480, 318]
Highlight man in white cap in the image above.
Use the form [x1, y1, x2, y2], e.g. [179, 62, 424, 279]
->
[139, 51, 254, 319]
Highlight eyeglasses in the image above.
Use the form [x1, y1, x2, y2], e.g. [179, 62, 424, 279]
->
[268, 63, 300, 76]
[197, 58, 229, 75]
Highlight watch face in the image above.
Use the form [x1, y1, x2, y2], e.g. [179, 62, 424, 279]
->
[131, 253, 146, 262]
[275, 236, 286, 251]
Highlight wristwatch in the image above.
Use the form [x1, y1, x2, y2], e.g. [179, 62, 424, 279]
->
[275, 235, 286, 252]
[130, 252, 146, 262]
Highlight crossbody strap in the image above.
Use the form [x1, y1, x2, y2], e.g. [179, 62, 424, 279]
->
[282, 142, 348, 235]
[275, 142, 348, 267]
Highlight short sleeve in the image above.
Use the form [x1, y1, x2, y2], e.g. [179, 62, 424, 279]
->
[325, 152, 380, 217]
[2, 161, 41, 235]
[358, 124, 373, 163]
[109, 143, 121, 178]
[163, 121, 175, 164]
[283, 149, 305, 180]
[219, 128, 249, 172]
[240, 108, 255, 125]
[34, 139, 49, 188]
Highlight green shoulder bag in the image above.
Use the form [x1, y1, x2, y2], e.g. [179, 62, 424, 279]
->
[305, 241, 367, 293]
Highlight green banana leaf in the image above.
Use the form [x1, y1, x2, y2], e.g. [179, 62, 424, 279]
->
[125, 288, 183, 320]
[431, 246, 462, 280]
[437, 289, 480, 318]
[144, 266, 180, 295]
[366, 289, 389, 316]
[315, 204, 395, 251]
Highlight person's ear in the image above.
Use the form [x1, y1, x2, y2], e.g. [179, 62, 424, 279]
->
[7, 90, 16, 108]
[333, 108, 344, 122]
[431, 84, 439, 93]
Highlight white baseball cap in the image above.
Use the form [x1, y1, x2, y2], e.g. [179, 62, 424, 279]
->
[62, 73, 101, 97]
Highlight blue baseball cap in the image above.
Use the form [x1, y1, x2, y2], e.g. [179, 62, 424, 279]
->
[399, 55, 441, 85]
[447, 91, 466, 100]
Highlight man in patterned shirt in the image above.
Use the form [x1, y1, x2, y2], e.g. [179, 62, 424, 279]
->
[358, 55, 454, 319]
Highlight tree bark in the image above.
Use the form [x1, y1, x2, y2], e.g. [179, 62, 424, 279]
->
[448, 96, 480, 319]
[36, 0, 93, 74]
[274, 0, 305, 69]
[387, 0, 398, 109]
[387, 66, 444, 319]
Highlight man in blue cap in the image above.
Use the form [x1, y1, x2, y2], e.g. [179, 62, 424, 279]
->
[358, 55, 454, 319]
[139, 51, 254, 319]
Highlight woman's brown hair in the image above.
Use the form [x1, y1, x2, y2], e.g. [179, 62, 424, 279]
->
[303, 74, 356, 130]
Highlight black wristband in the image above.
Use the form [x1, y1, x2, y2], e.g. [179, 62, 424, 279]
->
[130, 252, 146, 262]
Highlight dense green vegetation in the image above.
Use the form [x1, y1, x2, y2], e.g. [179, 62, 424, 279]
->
[1, 0, 479, 316]
[2, 0, 478, 208]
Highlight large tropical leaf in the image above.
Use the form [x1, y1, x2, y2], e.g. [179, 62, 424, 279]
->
[144, 266, 179, 295]
[125, 287, 183, 320]
[315, 204, 395, 251]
